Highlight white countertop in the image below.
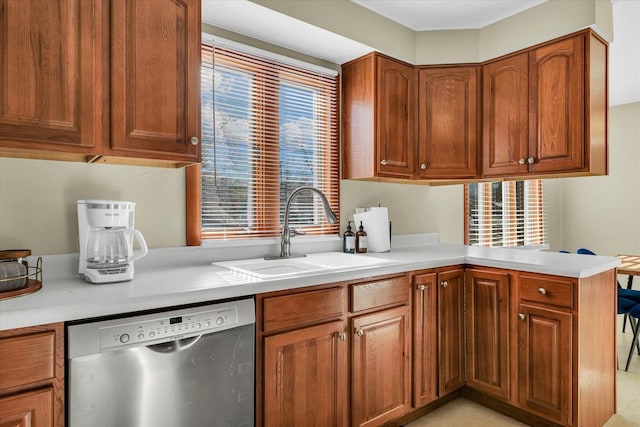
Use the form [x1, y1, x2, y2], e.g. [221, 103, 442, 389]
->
[0, 235, 620, 331]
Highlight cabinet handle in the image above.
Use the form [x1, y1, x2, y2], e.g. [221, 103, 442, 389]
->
[355, 329, 364, 337]
[538, 287, 547, 295]
[190, 136, 199, 146]
[527, 157, 535, 164]
[420, 163, 427, 170]
[380, 159, 388, 166]
[417, 284, 426, 291]
[441, 280, 448, 288]
[518, 313, 526, 321]
[518, 158, 526, 165]
[338, 332, 347, 341]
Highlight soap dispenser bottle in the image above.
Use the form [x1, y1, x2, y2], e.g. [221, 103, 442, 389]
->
[355, 221, 368, 253]
[343, 221, 355, 253]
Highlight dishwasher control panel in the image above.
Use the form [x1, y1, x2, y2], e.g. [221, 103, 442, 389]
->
[99, 305, 239, 350]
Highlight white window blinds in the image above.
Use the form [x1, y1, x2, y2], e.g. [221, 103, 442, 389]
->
[466, 180, 546, 247]
[200, 43, 340, 240]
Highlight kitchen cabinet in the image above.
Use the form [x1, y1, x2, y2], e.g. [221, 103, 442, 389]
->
[411, 272, 438, 407]
[437, 268, 465, 396]
[106, 0, 201, 163]
[417, 67, 479, 179]
[0, 0, 100, 159]
[483, 31, 607, 177]
[0, 0, 200, 166]
[0, 323, 64, 427]
[465, 268, 511, 400]
[342, 53, 415, 180]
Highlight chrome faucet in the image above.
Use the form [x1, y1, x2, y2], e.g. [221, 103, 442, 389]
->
[270, 186, 337, 259]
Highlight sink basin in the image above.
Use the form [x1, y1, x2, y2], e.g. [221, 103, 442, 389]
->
[213, 252, 395, 279]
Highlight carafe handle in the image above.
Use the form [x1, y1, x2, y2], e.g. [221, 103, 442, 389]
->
[129, 229, 148, 262]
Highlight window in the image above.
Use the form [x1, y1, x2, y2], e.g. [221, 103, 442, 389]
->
[465, 180, 545, 247]
[187, 41, 339, 244]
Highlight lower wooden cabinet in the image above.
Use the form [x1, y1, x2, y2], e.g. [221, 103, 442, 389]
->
[352, 305, 411, 427]
[263, 320, 348, 427]
[412, 272, 438, 407]
[465, 268, 511, 400]
[437, 268, 465, 396]
[0, 323, 64, 427]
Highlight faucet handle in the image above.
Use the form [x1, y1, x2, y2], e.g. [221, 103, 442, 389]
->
[290, 228, 306, 237]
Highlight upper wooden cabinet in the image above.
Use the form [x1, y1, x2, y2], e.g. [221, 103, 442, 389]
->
[0, 0, 201, 166]
[342, 53, 415, 180]
[342, 29, 607, 182]
[0, 0, 100, 157]
[483, 31, 607, 177]
[106, 0, 200, 162]
[417, 66, 479, 179]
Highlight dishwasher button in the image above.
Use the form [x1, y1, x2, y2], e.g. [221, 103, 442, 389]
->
[149, 331, 156, 337]
[119, 333, 130, 343]
[216, 317, 224, 326]
[138, 333, 145, 339]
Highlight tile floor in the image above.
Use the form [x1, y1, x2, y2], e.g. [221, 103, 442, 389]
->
[408, 316, 640, 426]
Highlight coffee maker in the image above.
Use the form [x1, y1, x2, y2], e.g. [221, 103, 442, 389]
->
[77, 200, 148, 284]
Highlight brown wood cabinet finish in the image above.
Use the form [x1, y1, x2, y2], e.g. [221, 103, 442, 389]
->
[107, 0, 200, 162]
[412, 272, 438, 408]
[437, 268, 465, 395]
[465, 269, 511, 400]
[352, 305, 411, 427]
[0, 323, 64, 427]
[417, 67, 479, 179]
[0, 0, 99, 155]
[263, 320, 348, 427]
[342, 53, 415, 180]
[351, 274, 410, 313]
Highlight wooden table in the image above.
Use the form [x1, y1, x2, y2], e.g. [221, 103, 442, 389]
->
[616, 254, 640, 289]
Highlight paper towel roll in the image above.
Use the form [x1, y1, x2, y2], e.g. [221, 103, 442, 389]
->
[353, 207, 390, 253]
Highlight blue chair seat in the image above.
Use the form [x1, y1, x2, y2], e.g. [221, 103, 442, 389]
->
[619, 297, 636, 314]
[619, 289, 640, 304]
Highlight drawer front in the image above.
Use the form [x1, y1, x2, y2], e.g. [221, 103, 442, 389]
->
[263, 287, 344, 333]
[519, 274, 574, 309]
[351, 274, 410, 313]
[0, 331, 55, 390]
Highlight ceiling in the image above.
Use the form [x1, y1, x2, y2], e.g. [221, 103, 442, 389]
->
[202, 0, 640, 106]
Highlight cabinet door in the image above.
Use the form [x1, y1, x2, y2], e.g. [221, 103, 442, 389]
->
[0, 387, 54, 427]
[0, 0, 99, 153]
[352, 305, 410, 427]
[412, 272, 438, 407]
[376, 56, 415, 178]
[529, 35, 585, 173]
[417, 67, 479, 179]
[465, 269, 510, 400]
[482, 53, 529, 177]
[517, 304, 572, 425]
[263, 321, 347, 427]
[109, 0, 200, 161]
[438, 269, 465, 395]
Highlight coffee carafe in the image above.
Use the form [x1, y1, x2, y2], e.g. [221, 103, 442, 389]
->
[77, 200, 148, 284]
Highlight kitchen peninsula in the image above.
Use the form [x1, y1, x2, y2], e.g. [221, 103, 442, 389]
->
[0, 236, 620, 427]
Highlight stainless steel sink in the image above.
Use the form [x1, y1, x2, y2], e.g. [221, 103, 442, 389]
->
[213, 252, 395, 279]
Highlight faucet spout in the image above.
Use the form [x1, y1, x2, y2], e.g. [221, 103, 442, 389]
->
[277, 186, 337, 259]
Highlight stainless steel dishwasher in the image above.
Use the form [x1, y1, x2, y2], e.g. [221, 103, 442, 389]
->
[67, 298, 255, 427]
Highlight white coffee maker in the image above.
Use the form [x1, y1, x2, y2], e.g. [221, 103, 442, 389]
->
[77, 200, 148, 284]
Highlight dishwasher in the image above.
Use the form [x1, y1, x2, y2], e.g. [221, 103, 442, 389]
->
[67, 297, 255, 427]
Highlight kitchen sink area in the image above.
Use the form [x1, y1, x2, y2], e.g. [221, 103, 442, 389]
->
[212, 251, 398, 279]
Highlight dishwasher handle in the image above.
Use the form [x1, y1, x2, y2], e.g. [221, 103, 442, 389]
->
[146, 335, 202, 353]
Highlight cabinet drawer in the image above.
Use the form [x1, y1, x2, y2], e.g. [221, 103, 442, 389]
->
[263, 287, 344, 333]
[0, 331, 55, 390]
[519, 274, 574, 309]
[351, 274, 410, 313]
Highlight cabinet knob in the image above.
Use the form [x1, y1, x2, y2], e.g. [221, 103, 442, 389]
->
[420, 163, 427, 170]
[527, 157, 535, 164]
[380, 159, 388, 166]
[518, 313, 526, 321]
[338, 332, 347, 341]
[518, 158, 526, 165]
[418, 284, 426, 291]
[441, 280, 448, 288]
[190, 136, 199, 146]
[538, 287, 547, 295]
[355, 329, 364, 337]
